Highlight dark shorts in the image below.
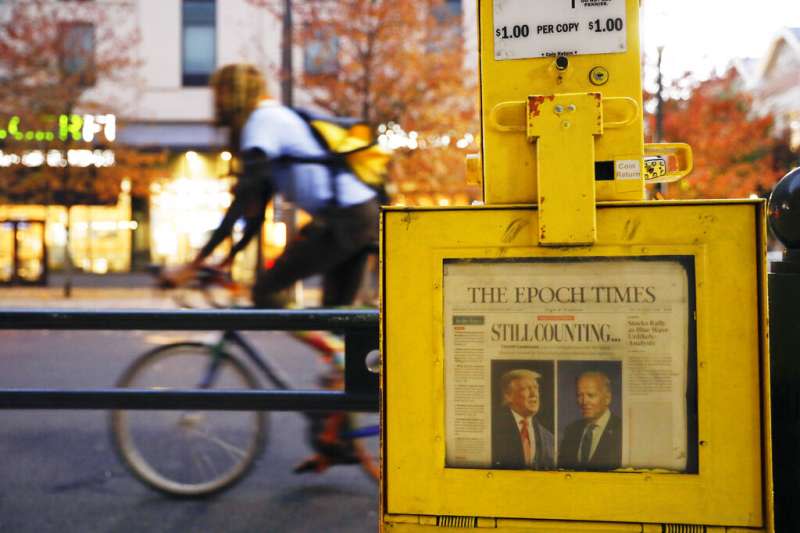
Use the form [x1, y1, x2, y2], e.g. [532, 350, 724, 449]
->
[252, 198, 379, 307]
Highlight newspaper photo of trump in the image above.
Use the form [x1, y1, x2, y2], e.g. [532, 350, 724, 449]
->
[490, 360, 555, 470]
[443, 257, 696, 473]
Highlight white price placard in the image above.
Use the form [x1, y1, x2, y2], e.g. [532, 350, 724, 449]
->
[494, 0, 627, 60]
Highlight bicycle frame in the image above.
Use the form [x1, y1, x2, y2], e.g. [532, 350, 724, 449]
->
[214, 330, 294, 391]
[209, 330, 380, 440]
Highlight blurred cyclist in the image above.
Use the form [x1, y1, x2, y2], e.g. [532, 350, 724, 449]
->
[165, 64, 379, 308]
[164, 63, 379, 473]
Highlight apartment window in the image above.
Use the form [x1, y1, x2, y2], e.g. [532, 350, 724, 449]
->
[304, 27, 339, 76]
[428, 0, 463, 52]
[60, 22, 96, 86]
[433, 0, 463, 24]
[182, 0, 216, 86]
[444, 0, 463, 18]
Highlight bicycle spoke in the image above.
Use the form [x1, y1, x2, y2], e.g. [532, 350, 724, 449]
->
[185, 424, 251, 460]
[190, 442, 220, 482]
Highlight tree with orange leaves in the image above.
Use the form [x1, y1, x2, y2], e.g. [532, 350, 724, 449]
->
[250, 0, 480, 205]
[0, 0, 161, 292]
[645, 68, 791, 199]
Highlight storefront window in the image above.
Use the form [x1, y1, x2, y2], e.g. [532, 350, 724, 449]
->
[0, 192, 133, 276]
[0, 222, 15, 283]
[149, 174, 232, 266]
[147, 151, 288, 286]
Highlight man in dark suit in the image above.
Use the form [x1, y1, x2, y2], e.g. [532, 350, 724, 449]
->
[559, 370, 622, 471]
[492, 369, 555, 470]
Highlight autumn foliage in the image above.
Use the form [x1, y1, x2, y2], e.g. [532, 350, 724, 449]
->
[0, 0, 162, 206]
[646, 68, 790, 199]
[251, 0, 480, 205]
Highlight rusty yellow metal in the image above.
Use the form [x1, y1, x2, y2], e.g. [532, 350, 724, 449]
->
[479, 0, 646, 206]
[527, 92, 602, 245]
[382, 0, 771, 531]
[477, 0, 693, 220]
[381, 201, 772, 532]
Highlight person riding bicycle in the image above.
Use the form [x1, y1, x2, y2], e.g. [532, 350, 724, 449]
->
[164, 63, 379, 473]
[166, 64, 379, 302]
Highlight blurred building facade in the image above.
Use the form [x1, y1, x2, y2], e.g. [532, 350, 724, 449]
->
[755, 28, 800, 150]
[0, 0, 476, 281]
[734, 27, 800, 151]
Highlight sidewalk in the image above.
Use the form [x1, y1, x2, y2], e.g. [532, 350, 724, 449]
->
[0, 273, 174, 309]
[0, 272, 323, 309]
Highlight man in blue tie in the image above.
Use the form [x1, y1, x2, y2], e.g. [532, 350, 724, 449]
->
[558, 370, 622, 470]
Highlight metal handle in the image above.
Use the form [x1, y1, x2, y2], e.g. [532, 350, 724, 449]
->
[643, 143, 694, 183]
[490, 96, 639, 132]
[602, 96, 639, 129]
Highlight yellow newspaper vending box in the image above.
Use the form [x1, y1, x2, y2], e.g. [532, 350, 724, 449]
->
[381, 1, 772, 531]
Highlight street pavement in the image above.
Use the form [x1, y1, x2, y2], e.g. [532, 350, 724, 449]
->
[0, 272, 324, 309]
[0, 279, 378, 533]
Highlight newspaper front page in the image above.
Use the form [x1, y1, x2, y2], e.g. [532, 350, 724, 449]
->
[443, 257, 694, 473]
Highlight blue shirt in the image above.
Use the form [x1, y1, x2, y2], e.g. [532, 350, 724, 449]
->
[240, 101, 376, 214]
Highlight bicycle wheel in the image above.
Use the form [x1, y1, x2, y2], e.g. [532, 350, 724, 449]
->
[110, 342, 267, 497]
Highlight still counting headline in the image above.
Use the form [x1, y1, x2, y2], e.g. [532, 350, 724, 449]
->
[462, 284, 659, 344]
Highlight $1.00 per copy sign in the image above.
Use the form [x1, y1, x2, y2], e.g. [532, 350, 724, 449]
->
[493, 0, 628, 60]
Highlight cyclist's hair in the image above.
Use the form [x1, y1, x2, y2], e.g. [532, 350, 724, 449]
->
[211, 64, 268, 149]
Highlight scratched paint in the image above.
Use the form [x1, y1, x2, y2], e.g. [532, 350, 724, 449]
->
[623, 218, 641, 241]
[501, 218, 530, 243]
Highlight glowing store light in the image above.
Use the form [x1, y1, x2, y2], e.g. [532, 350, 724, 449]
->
[0, 149, 114, 167]
[82, 115, 102, 143]
[66, 149, 115, 167]
[99, 114, 116, 142]
[47, 150, 66, 167]
[93, 258, 109, 274]
[21, 150, 45, 167]
[0, 151, 21, 167]
[376, 123, 475, 152]
[153, 229, 179, 256]
[89, 221, 121, 232]
[116, 221, 139, 230]
[0, 113, 115, 143]
[266, 222, 287, 248]
[220, 151, 232, 161]
[185, 150, 203, 173]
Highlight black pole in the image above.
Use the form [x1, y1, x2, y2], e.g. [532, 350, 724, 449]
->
[281, 0, 294, 107]
[279, 0, 298, 300]
[767, 167, 800, 531]
[655, 46, 666, 198]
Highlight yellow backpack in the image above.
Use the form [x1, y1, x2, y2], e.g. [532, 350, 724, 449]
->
[291, 108, 392, 198]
